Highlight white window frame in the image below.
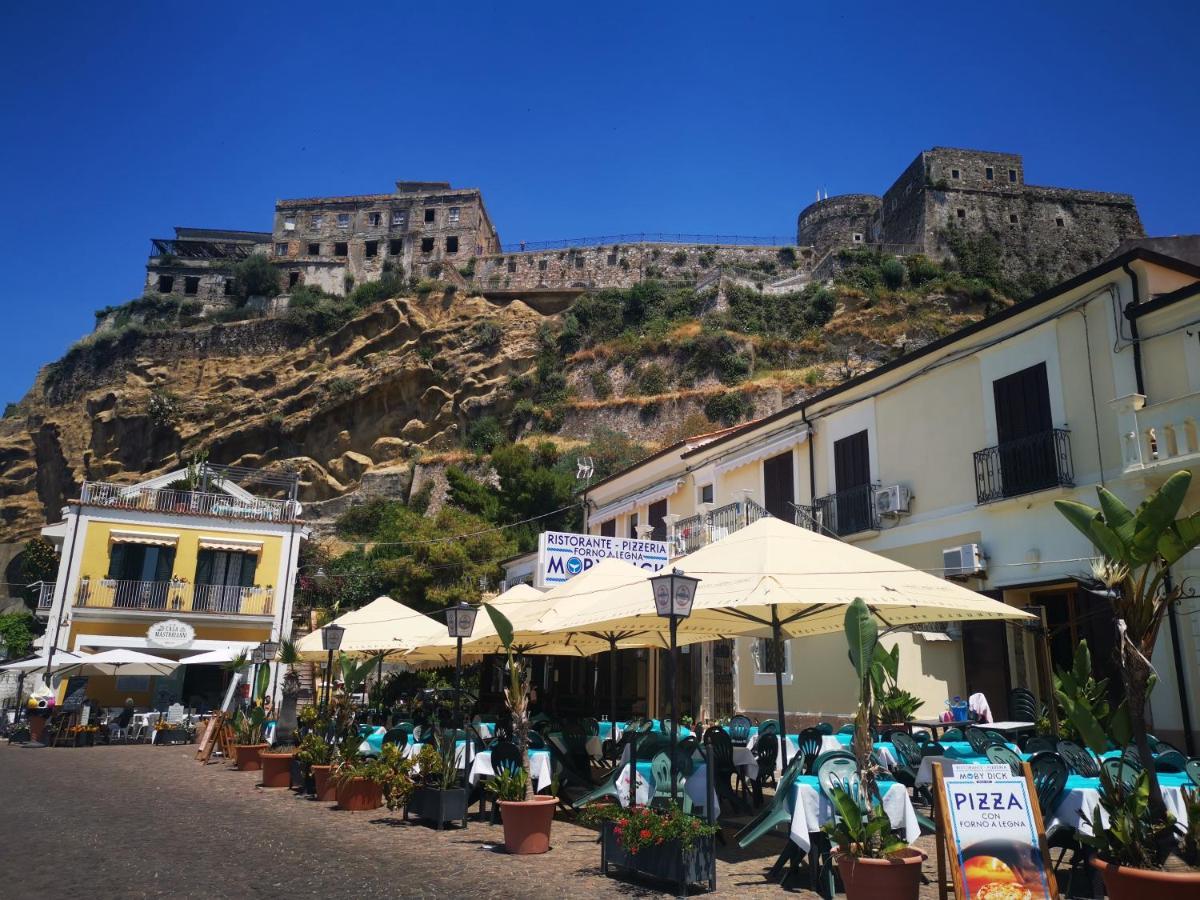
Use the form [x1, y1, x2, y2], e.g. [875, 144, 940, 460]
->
[274, 242, 288, 257]
[697, 482, 714, 505]
[337, 213, 351, 229]
[283, 215, 296, 231]
[311, 213, 324, 229]
[448, 207, 460, 225]
[751, 636, 793, 685]
[392, 210, 407, 227]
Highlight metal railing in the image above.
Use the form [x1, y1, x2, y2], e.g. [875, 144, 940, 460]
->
[80, 481, 298, 524]
[672, 502, 745, 555]
[499, 233, 793, 253]
[812, 483, 881, 537]
[744, 498, 772, 525]
[75, 579, 274, 616]
[973, 429, 1073, 504]
[791, 503, 821, 532]
[36, 582, 55, 613]
[150, 238, 261, 261]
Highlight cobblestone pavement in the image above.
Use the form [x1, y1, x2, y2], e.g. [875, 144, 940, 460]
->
[0, 743, 946, 899]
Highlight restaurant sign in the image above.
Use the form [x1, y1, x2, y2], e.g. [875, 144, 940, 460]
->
[935, 762, 1054, 899]
[147, 619, 195, 649]
[535, 531, 669, 588]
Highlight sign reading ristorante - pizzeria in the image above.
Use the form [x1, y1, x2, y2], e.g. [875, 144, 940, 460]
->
[536, 531, 669, 587]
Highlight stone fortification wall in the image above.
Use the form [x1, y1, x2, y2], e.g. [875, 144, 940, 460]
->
[470, 243, 811, 292]
[797, 194, 881, 256]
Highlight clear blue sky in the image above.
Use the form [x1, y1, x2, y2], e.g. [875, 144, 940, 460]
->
[2, 1, 1196, 404]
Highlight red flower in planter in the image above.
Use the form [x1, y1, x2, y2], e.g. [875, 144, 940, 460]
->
[639, 829, 652, 840]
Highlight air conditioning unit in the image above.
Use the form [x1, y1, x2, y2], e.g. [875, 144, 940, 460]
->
[943, 543, 986, 579]
[874, 484, 912, 517]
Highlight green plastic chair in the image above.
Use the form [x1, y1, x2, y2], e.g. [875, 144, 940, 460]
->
[1056, 740, 1099, 777]
[757, 718, 780, 737]
[649, 751, 692, 812]
[1185, 757, 1200, 787]
[734, 757, 804, 848]
[574, 760, 630, 807]
[985, 744, 1023, 774]
[1101, 756, 1139, 790]
[816, 754, 860, 802]
[836, 723, 855, 736]
[815, 722, 833, 736]
[940, 726, 964, 741]
[1154, 750, 1188, 773]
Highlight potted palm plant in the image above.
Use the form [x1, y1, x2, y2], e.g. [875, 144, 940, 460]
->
[295, 731, 333, 796]
[405, 734, 470, 830]
[1053, 469, 1200, 896]
[870, 645, 923, 727]
[483, 604, 557, 854]
[332, 744, 414, 812]
[230, 706, 268, 771]
[823, 598, 925, 900]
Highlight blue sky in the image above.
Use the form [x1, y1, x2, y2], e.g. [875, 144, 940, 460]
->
[1, 1, 1197, 404]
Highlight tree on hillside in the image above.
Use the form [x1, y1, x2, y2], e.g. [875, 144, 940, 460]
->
[231, 254, 281, 305]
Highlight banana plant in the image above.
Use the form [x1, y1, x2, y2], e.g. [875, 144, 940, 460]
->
[1055, 468, 1200, 836]
[484, 603, 533, 801]
[844, 597, 880, 809]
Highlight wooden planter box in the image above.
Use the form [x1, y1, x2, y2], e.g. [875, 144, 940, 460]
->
[72, 732, 96, 747]
[155, 729, 191, 745]
[405, 787, 469, 830]
[601, 821, 717, 896]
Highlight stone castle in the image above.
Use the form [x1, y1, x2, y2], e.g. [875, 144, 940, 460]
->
[135, 147, 1143, 323]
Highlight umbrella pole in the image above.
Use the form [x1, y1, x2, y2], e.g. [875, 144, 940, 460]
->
[772, 608, 789, 770]
[609, 636, 618, 734]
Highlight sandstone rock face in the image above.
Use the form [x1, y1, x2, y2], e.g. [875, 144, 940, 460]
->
[0, 294, 547, 541]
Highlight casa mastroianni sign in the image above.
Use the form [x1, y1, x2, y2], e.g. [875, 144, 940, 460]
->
[147, 619, 196, 649]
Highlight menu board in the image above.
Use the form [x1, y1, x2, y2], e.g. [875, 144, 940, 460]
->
[932, 762, 1055, 900]
[61, 676, 89, 710]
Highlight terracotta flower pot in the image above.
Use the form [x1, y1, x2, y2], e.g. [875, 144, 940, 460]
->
[233, 743, 268, 771]
[1092, 858, 1200, 900]
[497, 796, 557, 855]
[27, 716, 48, 744]
[836, 847, 926, 900]
[259, 752, 295, 788]
[335, 776, 383, 811]
[311, 765, 337, 802]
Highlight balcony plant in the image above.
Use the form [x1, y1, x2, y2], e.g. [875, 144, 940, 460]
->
[405, 732, 469, 830]
[583, 802, 719, 894]
[483, 604, 557, 854]
[824, 597, 925, 900]
[1055, 469, 1200, 896]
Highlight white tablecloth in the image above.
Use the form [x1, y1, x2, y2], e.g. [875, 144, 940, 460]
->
[467, 749, 553, 792]
[614, 762, 718, 815]
[1048, 779, 1193, 836]
[739, 735, 895, 778]
[916, 755, 962, 786]
[789, 780, 920, 853]
[401, 741, 469, 769]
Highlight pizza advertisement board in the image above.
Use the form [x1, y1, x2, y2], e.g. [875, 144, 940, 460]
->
[535, 531, 669, 588]
[933, 762, 1055, 900]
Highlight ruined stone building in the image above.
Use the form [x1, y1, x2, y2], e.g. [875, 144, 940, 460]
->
[797, 147, 1144, 285]
[134, 147, 1145, 322]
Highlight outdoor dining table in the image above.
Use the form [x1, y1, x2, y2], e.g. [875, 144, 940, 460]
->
[788, 775, 920, 853]
[399, 739, 470, 768]
[914, 744, 1024, 786]
[598, 720, 694, 742]
[614, 759, 716, 814]
[467, 748, 553, 792]
[1046, 771, 1194, 836]
[738, 733, 898, 778]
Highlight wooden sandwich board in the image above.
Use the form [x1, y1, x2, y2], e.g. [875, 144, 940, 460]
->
[932, 761, 1057, 900]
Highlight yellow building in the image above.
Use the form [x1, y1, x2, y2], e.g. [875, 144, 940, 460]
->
[37, 464, 309, 710]
[582, 241, 1200, 750]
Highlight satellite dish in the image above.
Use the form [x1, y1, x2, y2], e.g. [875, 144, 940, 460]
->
[576, 456, 595, 482]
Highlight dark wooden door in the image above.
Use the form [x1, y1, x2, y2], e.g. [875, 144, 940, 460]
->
[833, 431, 872, 534]
[960, 618, 1011, 720]
[993, 363, 1055, 496]
[648, 499, 668, 542]
[763, 450, 795, 520]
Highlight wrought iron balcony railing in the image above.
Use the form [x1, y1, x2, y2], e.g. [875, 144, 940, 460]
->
[973, 428, 1073, 504]
[812, 483, 881, 537]
[80, 481, 299, 524]
[673, 502, 743, 555]
[74, 579, 274, 616]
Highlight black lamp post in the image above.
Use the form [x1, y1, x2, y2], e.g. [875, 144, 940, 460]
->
[445, 602, 479, 729]
[249, 646, 266, 707]
[321, 624, 345, 712]
[259, 640, 279, 709]
[650, 567, 700, 805]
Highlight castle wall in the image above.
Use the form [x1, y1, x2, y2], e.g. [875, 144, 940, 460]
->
[470, 243, 811, 292]
[796, 194, 880, 256]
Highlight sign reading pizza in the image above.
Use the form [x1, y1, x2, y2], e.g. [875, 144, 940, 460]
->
[934, 762, 1055, 899]
[535, 531, 668, 588]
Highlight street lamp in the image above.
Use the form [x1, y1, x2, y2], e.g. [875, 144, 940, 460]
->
[258, 640, 280, 709]
[321, 624, 345, 712]
[445, 602, 479, 729]
[249, 646, 266, 707]
[650, 567, 700, 805]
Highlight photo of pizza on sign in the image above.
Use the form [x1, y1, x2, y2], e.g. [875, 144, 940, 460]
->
[938, 766, 1054, 900]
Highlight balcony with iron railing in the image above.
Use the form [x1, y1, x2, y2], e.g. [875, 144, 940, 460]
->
[811, 483, 881, 537]
[80, 481, 299, 524]
[74, 579, 274, 616]
[973, 428, 1073, 504]
[34, 582, 55, 618]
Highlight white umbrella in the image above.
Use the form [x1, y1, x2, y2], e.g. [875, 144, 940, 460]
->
[0, 650, 92, 671]
[54, 648, 178, 677]
[295, 596, 448, 660]
[178, 645, 256, 665]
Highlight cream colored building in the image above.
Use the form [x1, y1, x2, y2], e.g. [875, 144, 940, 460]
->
[582, 244, 1200, 749]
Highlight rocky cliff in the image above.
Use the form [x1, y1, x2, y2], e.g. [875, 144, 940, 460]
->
[0, 273, 1002, 544]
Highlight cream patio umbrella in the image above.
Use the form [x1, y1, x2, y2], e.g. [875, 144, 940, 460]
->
[295, 596, 448, 661]
[54, 648, 179, 678]
[534, 516, 1035, 766]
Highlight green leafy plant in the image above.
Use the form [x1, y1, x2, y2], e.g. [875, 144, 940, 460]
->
[484, 604, 533, 800]
[485, 765, 529, 802]
[231, 707, 266, 745]
[1181, 788, 1200, 867]
[1046, 640, 1111, 744]
[868, 643, 922, 724]
[821, 785, 907, 859]
[231, 253, 280, 304]
[580, 803, 718, 854]
[430, 729, 463, 791]
[1055, 469, 1200, 853]
[844, 598, 880, 804]
[294, 732, 334, 772]
[1078, 768, 1178, 869]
